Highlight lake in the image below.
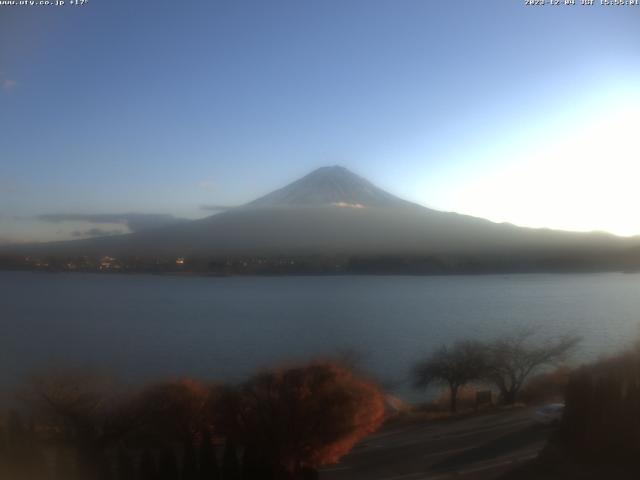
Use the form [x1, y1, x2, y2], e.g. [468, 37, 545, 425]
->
[1, 271, 639, 402]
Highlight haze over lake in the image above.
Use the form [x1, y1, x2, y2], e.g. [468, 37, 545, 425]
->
[2, 271, 639, 401]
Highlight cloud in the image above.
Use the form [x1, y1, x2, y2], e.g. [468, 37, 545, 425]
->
[71, 227, 125, 238]
[199, 204, 236, 212]
[2, 79, 16, 91]
[198, 180, 216, 191]
[35, 213, 189, 232]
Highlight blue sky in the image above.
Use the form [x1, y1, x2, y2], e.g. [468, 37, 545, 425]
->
[1, 0, 639, 243]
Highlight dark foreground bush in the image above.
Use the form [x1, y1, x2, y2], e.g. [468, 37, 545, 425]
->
[560, 345, 640, 462]
[0, 362, 385, 480]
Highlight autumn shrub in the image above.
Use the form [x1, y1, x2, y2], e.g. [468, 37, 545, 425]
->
[215, 362, 386, 477]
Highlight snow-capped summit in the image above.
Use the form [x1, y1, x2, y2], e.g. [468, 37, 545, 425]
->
[247, 166, 411, 209]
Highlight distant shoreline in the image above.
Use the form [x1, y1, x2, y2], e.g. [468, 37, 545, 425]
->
[3, 248, 639, 278]
[0, 265, 637, 278]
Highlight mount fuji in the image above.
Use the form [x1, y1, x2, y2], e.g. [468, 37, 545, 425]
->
[4, 166, 638, 273]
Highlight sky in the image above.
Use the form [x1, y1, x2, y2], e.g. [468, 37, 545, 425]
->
[0, 0, 639, 243]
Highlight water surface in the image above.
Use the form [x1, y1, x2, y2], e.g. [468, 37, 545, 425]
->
[2, 271, 638, 400]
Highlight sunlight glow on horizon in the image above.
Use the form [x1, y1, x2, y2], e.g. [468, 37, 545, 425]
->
[433, 90, 640, 237]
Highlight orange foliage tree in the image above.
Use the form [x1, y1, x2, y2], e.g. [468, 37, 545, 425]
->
[215, 362, 385, 477]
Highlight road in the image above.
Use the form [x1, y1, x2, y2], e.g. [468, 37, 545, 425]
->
[321, 408, 552, 480]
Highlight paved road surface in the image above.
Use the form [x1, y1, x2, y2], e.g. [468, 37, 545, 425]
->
[321, 408, 552, 480]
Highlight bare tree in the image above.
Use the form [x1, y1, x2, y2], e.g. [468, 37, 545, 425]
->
[484, 329, 580, 405]
[413, 341, 487, 413]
